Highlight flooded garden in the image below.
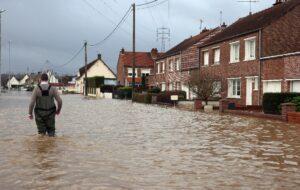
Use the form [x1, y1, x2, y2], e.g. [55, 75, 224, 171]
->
[0, 92, 299, 189]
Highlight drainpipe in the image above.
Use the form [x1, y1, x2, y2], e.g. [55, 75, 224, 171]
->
[258, 29, 262, 105]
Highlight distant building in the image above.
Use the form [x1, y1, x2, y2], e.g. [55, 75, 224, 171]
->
[76, 54, 117, 94]
[7, 76, 20, 89]
[117, 48, 160, 87]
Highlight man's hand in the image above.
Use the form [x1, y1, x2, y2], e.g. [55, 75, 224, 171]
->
[28, 114, 33, 120]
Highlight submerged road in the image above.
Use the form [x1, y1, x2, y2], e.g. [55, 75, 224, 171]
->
[0, 92, 299, 189]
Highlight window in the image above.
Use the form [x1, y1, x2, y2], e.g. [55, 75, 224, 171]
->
[290, 81, 300, 92]
[176, 82, 181, 90]
[169, 82, 173, 91]
[228, 78, 241, 98]
[168, 60, 173, 71]
[254, 77, 259, 90]
[213, 48, 220, 65]
[161, 82, 166, 91]
[213, 81, 221, 97]
[230, 42, 240, 63]
[175, 58, 180, 71]
[128, 68, 133, 77]
[263, 81, 281, 93]
[245, 38, 256, 60]
[157, 63, 160, 74]
[203, 51, 209, 66]
[162, 62, 165, 73]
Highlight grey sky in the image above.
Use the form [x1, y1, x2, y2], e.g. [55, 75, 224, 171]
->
[0, 0, 272, 75]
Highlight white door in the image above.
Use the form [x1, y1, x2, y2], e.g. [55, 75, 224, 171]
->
[291, 81, 300, 92]
[246, 78, 253, 106]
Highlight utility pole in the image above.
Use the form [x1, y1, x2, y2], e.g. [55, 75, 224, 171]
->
[8, 40, 11, 90]
[84, 41, 88, 96]
[0, 10, 6, 94]
[132, 3, 136, 91]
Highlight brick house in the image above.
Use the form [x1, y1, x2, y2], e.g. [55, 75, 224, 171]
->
[198, 0, 300, 107]
[148, 27, 224, 99]
[117, 48, 159, 86]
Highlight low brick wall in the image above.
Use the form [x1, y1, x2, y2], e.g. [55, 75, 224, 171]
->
[223, 110, 283, 121]
[287, 112, 300, 124]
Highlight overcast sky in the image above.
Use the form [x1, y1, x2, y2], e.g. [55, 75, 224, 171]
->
[0, 0, 273, 75]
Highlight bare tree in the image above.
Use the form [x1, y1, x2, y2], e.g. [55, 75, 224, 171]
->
[187, 70, 222, 105]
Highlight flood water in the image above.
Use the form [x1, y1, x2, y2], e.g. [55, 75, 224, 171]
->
[0, 92, 299, 189]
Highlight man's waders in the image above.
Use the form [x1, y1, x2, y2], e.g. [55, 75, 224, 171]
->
[34, 85, 56, 136]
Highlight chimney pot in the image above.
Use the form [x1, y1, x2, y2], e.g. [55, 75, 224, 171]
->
[98, 53, 102, 60]
[121, 48, 125, 54]
[150, 48, 158, 59]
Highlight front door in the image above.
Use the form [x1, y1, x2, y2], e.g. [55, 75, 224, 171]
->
[246, 78, 253, 106]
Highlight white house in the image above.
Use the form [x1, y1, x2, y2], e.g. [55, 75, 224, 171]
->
[47, 71, 59, 84]
[19, 74, 29, 85]
[7, 76, 20, 89]
[76, 54, 117, 95]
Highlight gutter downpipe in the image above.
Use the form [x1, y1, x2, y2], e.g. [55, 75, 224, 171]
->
[258, 29, 262, 105]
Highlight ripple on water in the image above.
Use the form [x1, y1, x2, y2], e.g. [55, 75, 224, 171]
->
[0, 93, 299, 189]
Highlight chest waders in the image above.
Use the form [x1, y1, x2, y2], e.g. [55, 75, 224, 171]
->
[34, 85, 56, 136]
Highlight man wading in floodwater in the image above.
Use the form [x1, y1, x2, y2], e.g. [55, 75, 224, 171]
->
[28, 73, 62, 136]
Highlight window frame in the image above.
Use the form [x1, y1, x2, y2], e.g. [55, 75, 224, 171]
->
[228, 78, 241, 98]
[213, 48, 220, 65]
[230, 41, 240, 63]
[244, 37, 256, 61]
[203, 50, 209, 66]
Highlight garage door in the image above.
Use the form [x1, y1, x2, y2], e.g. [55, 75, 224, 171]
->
[291, 81, 300, 92]
[263, 81, 281, 93]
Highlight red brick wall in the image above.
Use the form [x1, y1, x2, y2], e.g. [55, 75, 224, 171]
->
[181, 45, 199, 70]
[262, 5, 300, 57]
[117, 55, 125, 85]
[199, 33, 260, 106]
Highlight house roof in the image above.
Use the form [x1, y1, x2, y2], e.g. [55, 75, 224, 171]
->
[78, 58, 116, 78]
[118, 52, 160, 68]
[201, 0, 300, 47]
[157, 28, 219, 60]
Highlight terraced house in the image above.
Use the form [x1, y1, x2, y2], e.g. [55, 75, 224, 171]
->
[198, 0, 300, 107]
[148, 26, 224, 99]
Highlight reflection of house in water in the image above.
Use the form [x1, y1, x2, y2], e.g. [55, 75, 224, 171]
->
[76, 54, 117, 96]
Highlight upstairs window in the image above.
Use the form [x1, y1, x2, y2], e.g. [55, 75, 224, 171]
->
[168, 60, 173, 71]
[128, 68, 133, 77]
[213, 48, 220, 65]
[245, 38, 256, 60]
[230, 42, 240, 63]
[175, 58, 180, 71]
[162, 62, 165, 73]
[157, 63, 160, 74]
[203, 51, 209, 66]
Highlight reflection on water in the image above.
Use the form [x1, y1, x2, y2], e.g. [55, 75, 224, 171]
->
[0, 92, 299, 189]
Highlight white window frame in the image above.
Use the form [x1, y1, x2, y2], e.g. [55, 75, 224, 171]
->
[213, 48, 220, 65]
[244, 37, 256, 61]
[228, 78, 241, 98]
[203, 51, 209, 66]
[290, 80, 300, 93]
[230, 41, 240, 63]
[175, 58, 180, 71]
[162, 62, 165, 73]
[128, 68, 133, 77]
[157, 63, 160, 74]
[262, 80, 282, 93]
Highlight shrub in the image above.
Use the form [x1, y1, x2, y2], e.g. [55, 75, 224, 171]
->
[156, 90, 186, 104]
[263, 93, 300, 115]
[113, 86, 132, 99]
[132, 93, 152, 104]
[148, 87, 161, 94]
[100, 85, 115, 93]
[291, 96, 300, 112]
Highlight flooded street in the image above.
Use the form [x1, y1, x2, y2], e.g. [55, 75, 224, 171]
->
[0, 92, 299, 189]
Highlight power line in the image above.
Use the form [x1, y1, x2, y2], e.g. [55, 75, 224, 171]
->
[136, 0, 158, 7]
[52, 45, 85, 68]
[137, 0, 169, 10]
[89, 6, 132, 47]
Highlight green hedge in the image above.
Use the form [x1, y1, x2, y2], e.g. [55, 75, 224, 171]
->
[113, 86, 132, 99]
[291, 96, 300, 112]
[132, 93, 152, 104]
[263, 93, 300, 115]
[148, 87, 161, 94]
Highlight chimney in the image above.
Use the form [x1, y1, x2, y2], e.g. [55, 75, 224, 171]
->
[120, 48, 125, 54]
[97, 53, 102, 60]
[150, 48, 158, 59]
[221, 22, 227, 29]
[201, 27, 209, 33]
[273, 0, 285, 6]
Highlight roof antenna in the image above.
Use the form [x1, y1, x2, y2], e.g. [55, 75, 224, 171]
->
[219, 11, 223, 26]
[199, 19, 203, 31]
[237, 0, 259, 15]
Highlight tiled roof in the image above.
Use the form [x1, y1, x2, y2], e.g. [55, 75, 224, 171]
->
[119, 52, 157, 68]
[78, 58, 116, 78]
[201, 0, 300, 47]
[157, 28, 219, 60]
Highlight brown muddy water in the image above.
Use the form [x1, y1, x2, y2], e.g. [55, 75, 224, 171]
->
[0, 92, 299, 190]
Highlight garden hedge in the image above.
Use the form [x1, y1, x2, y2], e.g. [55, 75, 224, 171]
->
[132, 93, 152, 104]
[263, 93, 300, 115]
[113, 86, 132, 99]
